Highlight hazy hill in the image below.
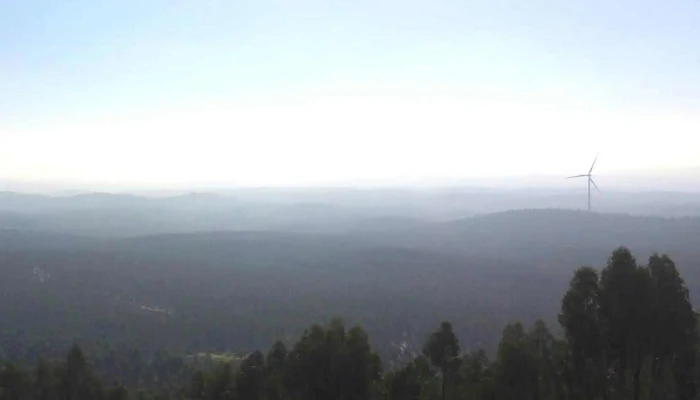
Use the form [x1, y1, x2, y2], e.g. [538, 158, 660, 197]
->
[3, 207, 700, 363]
[1, 189, 700, 238]
[341, 209, 700, 267]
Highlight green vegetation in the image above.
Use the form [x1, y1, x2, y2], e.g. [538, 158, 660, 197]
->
[1, 246, 697, 399]
[6, 208, 700, 370]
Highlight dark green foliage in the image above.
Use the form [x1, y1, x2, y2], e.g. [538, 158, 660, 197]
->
[555, 247, 700, 400]
[3, 246, 700, 400]
[107, 386, 128, 400]
[0, 345, 125, 400]
[455, 350, 493, 400]
[283, 319, 382, 400]
[423, 322, 460, 400]
[8, 207, 700, 370]
[235, 351, 265, 400]
[494, 322, 539, 400]
[386, 356, 435, 400]
[647, 254, 699, 400]
[559, 266, 607, 399]
[265, 342, 287, 400]
[0, 363, 30, 400]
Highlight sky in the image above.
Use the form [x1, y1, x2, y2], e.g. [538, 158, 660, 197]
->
[1, 0, 699, 190]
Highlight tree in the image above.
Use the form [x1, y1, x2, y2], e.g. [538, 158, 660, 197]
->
[106, 385, 128, 400]
[456, 349, 494, 400]
[423, 321, 460, 400]
[559, 266, 606, 400]
[186, 370, 205, 400]
[59, 344, 104, 400]
[558, 247, 699, 400]
[208, 362, 234, 400]
[0, 363, 30, 400]
[236, 351, 266, 400]
[647, 253, 698, 400]
[265, 341, 288, 400]
[386, 356, 436, 400]
[548, 339, 573, 400]
[34, 359, 60, 400]
[494, 322, 538, 400]
[284, 318, 381, 400]
[527, 320, 556, 399]
[599, 247, 652, 400]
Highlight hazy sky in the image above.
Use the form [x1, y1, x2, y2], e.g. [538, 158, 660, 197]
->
[1, 0, 699, 189]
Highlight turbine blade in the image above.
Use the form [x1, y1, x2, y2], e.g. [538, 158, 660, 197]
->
[566, 174, 588, 179]
[589, 154, 598, 174]
[590, 178, 601, 193]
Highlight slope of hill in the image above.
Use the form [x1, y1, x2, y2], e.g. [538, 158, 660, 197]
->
[3, 208, 700, 364]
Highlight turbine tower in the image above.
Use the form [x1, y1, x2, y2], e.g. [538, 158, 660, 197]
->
[567, 155, 601, 212]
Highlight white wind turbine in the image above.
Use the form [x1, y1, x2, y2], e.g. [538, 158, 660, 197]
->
[567, 155, 601, 212]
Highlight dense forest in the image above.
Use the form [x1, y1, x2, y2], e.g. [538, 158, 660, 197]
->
[3, 193, 700, 399]
[4, 207, 700, 364]
[2, 246, 697, 400]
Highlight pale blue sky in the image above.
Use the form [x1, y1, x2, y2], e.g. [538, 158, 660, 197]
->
[1, 1, 699, 188]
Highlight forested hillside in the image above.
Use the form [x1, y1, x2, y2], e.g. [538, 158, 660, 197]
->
[1, 247, 697, 399]
[4, 209, 700, 366]
[3, 191, 700, 399]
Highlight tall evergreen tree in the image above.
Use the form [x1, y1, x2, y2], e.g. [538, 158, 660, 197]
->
[494, 322, 538, 400]
[647, 254, 698, 400]
[0, 363, 30, 400]
[559, 265, 606, 400]
[284, 318, 381, 400]
[386, 356, 436, 400]
[236, 351, 266, 400]
[59, 344, 104, 400]
[599, 247, 653, 400]
[423, 322, 460, 400]
[265, 341, 288, 400]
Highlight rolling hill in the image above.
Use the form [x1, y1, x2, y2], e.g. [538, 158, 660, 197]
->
[3, 207, 700, 364]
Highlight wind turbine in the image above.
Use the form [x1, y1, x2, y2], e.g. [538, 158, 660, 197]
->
[567, 155, 601, 212]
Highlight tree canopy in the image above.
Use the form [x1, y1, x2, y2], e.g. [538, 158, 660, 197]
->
[1, 246, 699, 400]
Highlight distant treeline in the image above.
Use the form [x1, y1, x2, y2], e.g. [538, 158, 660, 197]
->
[1, 246, 698, 400]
